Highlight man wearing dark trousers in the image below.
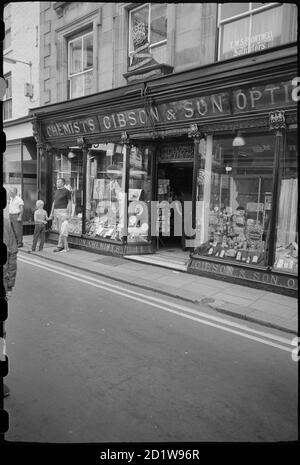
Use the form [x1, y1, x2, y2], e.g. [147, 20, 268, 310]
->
[49, 178, 72, 252]
[8, 187, 24, 247]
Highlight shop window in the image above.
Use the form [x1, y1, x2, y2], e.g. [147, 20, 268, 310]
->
[85, 144, 126, 241]
[52, 150, 84, 234]
[129, 3, 167, 66]
[4, 4, 12, 50]
[3, 73, 12, 121]
[218, 3, 297, 60]
[127, 145, 153, 243]
[22, 140, 37, 224]
[194, 133, 275, 267]
[68, 30, 93, 99]
[274, 132, 298, 274]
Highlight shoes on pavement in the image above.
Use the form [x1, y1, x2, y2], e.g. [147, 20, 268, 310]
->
[17, 244, 23, 248]
[61, 249, 69, 252]
[53, 248, 63, 252]
[27, 250, 33, 254]
[2, 384, 10, 398]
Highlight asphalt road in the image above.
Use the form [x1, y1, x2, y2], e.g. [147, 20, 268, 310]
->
[4, 255, 298, 443]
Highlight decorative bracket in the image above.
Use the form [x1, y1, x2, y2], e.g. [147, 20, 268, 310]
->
[269, 110, 286, 131]
[187, 124, 205, 141]
[121, 131, 131, 146]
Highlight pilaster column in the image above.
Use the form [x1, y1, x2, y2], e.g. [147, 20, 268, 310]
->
[121, 132, 132, 243]
[77, 137, 89, 235]
[267, 111, 286, 268]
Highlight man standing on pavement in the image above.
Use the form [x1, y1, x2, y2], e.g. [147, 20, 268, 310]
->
[8, 187, 24, 248]
[49, 178, 72, 252]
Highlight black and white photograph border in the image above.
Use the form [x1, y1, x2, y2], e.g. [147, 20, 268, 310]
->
[0, 0, 298, 457]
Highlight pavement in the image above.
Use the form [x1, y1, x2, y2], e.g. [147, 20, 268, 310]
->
[19, 235, 298, 335]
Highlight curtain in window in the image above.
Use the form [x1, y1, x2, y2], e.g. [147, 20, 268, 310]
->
[276, 178, 298, 246]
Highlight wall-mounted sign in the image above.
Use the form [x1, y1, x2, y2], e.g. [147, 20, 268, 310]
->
[44, 117, 99, 139]
[189, 257, 298, 292]
[269, 110, 286, 130]
[41, 79, 296, 139]
[158, 143, 194, 163]
[230, 31, 273, 57]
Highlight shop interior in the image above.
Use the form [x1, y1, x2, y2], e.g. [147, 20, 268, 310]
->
[157, 162, 193, 250]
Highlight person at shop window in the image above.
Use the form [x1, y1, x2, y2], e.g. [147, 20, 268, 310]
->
[49, 178, 72, 252]
[8, 187, 24, 248]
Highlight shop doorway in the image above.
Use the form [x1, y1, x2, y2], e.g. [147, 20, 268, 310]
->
[157, 162, 193, 250]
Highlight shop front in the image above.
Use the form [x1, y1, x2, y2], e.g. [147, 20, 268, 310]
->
[31, 45, 297, 295]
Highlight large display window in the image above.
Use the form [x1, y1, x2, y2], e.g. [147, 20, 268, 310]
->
[52, 149, 84, 234]
[85, 143, 125, 241]
[274, 132, 298, 274]
[194, 133, 275, 266]
[127, 145, 153, 243]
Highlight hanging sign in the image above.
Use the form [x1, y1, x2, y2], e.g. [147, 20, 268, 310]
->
[269, 110, 286, 130]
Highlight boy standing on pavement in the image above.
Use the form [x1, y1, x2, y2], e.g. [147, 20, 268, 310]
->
[8, 187, 24, 248]
[49, 178, 72, 252]
[29, 200, 50, 252]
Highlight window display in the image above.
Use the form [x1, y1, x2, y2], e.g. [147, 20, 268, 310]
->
[127, 145, 153, 243]
[85, 143, 125, 241]
[194, 133, 275, 266]
[274, 132, 298, 274]
[52, 150, 83, 234]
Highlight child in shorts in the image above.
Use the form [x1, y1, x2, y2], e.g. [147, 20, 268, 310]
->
[31, 200, 49, 252]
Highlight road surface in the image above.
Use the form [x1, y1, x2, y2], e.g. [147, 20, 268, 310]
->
[4, 254, 298, 443]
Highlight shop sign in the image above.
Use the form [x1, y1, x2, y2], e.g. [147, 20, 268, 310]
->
[44, 116, 99, 139]
[189, 258, 298, 291]
[41, 79, 295, 139]
[158, 143, 194, 162]
[230, 31, 273, 57]
[98, 80, 295, 132]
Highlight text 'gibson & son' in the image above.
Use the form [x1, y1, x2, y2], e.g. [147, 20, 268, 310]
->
[44, 80, 296, 138]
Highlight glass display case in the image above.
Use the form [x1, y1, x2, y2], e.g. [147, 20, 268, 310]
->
[194, 133, 275, 266]
[85, 143, 125, 241]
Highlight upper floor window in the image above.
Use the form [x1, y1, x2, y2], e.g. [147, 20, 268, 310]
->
[4, 4, 12, 50]
[68, 30, 93, 99]
[3, 73, 12, 120]
[129, 3, 167, 65]
[218, 3, 298, 61]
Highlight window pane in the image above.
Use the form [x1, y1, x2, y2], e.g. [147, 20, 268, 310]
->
[274, 133, 298, 274]
[4, 28, 11, 49]
[150, 43, 167, 63]
[69, 37, 82, 74]
[150, 3, 167, 44]
[3, 100, 12, 120]
[70, 74, 84, 99]
[130, 5, 149, 53]
[251, 3, 270, 10]
[127, 146, 153, 243]
[220, 3, 249, 20]
[52, 152, 84, 234]
[219, 17, 249, 60]
[252, 4, 297, 49]
[5, 74, 12, 98]
[194, 133, 275, 267]
[83, 34, 93, 70]
[86, 144, 126, 241]
[83, 71, 93, 96]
